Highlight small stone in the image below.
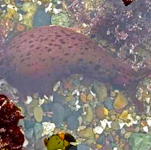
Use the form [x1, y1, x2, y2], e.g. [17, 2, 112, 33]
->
[93, 126, 104, 134]
[119, 110, 128, 121]
[111, 121, 120, 130]
[87, 93, 93, 101]
[51, 103, 65, 127]
[34, 123, 43, 140]
[66, 115, 79, 130]
[25, 128, 34, 139]
[96, 144, 103, 149]
[124, 132, 132, 139]
[103, 99, 114, 110]
[85, 106, 94, 123]
[129, 133, 151, 150]
[96, 106, 105, 120]
[96, 134, 105, 145]
[29, 98, 39, 108]
[77, 144, 90, 150]
[42, 122, 55, 136]
[33, 8, 51, 27]
[33, 106, 43, 122]
[16, 23, 25, 32]
[78, 127, 94, 138]
[53, 93, 66, 105]
[53, 81, 61, 92]
[25, 96, 32, 104]
[66, 92, 73, 101]
[51, 12, 71, 27]
[113, 92, 127, 109]
[24, 120, 35, 130]
[103, 107, 108, 116]
[92, 81, 107, 101]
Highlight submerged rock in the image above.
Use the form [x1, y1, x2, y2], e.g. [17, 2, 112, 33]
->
[51, 103, 65, 127]
[129, 133, 151, 150]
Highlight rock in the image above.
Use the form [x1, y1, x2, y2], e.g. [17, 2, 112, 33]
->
[33, 8, 51, 28]
[77, 144, 90, 150]
[41, 102, 52, 112]
[96, 134, 105, 145]
[129, 133, 151, 150]
[25, 128, 34, 139]
[67, 115, 79, 130]
[96, 106, 105, 120]
[87, 93, 93, 101]
[111, 121, 120, 130]
[34, 123, 43, 140]
[119, 110, 128, 121]
[64, 105, 73, 120]
[92, 81, 107, 102]
[33, 106, 43, 122]
[78, 127, 94, 138]
[51, 103, 65, 127]
[103, 99, 113, 110]
[113, 92, 128, 109]
[24, 119, 35, 130]
[51, 12, 71, 27]
[85, 106, 94, 123]
[53, 93, 66, 105]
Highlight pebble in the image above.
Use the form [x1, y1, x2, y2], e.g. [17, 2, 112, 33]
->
[53, 93, 66, 105]
[51, 12, 71, 27]
[85, 106, 94, 123]
[103, 98, 113, 110]
[78, 127, 94, 138]
[129, 133, 151, 150]
[87, 93, 93, 101]
[33, 8, 51, 27]
[66, 115, 79, 130]
[124, 132, 132, 139]
[113, 92, 128, 109]
[42, 122, 55, 136]
[96, 134, 105, 145]
[119, 110, 128, 121]
[77, 144, 90, 150]
[93, 126, 104, 134]
[111, 121, 120, 130]
[34, 122, 43, 140]
[33, 105, 43, 122]
[96, 106, 105, 120]
[92, 81, 107, 101]
[25, 128, 34, 139]
[51, 103, 65, 127]
[24, 119, 35, 130]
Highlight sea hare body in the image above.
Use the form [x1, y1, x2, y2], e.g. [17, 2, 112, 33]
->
[0, 94, 24, 150]
[4, 26, 142, 95]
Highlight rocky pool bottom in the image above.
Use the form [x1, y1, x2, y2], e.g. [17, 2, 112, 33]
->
[0, 74, 151, 150]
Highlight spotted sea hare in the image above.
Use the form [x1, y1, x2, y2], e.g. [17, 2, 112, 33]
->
[1, 26, 150, 110]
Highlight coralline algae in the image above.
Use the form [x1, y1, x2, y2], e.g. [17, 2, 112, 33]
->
[3, 26, 149, 96]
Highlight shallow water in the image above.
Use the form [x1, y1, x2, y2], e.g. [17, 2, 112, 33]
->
[0, 0, 151, 150]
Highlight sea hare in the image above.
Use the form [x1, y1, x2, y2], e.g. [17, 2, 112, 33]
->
[2, 26, 150, 97]
[0, 94, 24, 150]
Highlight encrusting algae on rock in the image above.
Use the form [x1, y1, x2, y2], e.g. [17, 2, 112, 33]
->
[1, 25, 150, 108]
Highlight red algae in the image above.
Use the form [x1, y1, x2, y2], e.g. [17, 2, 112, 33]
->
[0, 94, 24, 150]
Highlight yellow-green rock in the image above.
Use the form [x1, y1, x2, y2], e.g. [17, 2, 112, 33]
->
[113, 92, 127, 109]
[78, 127, 94, 138]
[34, 106, 43, 122]
[85, 106, 94, 123]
